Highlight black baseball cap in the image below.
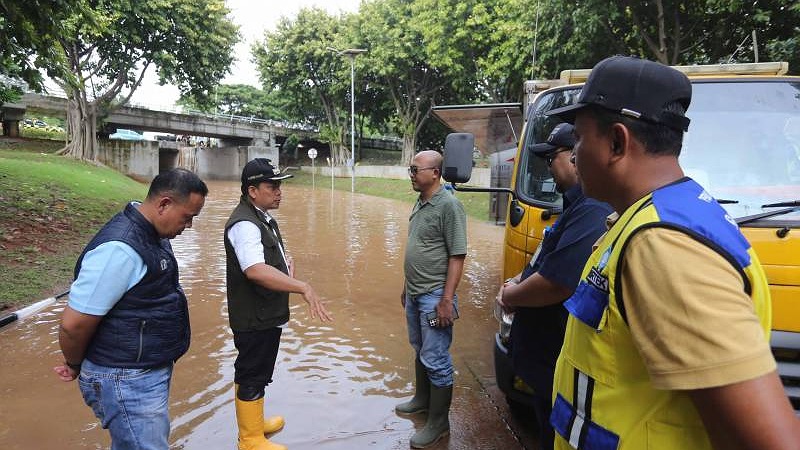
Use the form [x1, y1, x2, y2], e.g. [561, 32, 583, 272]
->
[531, 123, 576, 156]
[547, 55, 692, 131]
[241, 158, 293, 188]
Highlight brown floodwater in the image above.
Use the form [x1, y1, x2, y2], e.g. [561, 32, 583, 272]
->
[0, 180, 519, 449]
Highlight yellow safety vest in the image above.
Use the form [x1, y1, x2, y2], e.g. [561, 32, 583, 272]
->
[551, 178, 771, 450]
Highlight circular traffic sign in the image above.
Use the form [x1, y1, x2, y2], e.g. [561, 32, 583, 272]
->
[307, 148, 318, 159]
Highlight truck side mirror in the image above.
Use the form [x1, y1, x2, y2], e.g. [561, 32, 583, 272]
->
[443, 133, 475, 183]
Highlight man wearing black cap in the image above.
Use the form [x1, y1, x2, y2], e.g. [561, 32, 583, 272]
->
[224, 158, 333, 450]
[496, 123, 611, 450]
[546, 56, 798, 449]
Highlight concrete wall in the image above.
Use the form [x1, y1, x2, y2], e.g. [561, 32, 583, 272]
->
[98, 140, 159, 181]
[247, 145, 279, 163]
[300, 165, 490, 187]
[159, 149, 179, 173]
[195, 146, 242, 180]
[194, 145, 280, 180]
[176, 146, 198, 173]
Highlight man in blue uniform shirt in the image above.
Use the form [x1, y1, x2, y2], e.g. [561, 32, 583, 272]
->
[497, 123, 611, 450]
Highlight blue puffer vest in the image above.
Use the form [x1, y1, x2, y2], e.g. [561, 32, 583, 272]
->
[74, 202, 190, 368]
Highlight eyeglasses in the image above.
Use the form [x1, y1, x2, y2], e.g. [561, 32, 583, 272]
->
[545, 149, 572, 167]
[408, 166, 438, 176]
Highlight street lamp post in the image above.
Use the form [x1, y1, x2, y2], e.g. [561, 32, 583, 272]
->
[328, 47, 367, 193]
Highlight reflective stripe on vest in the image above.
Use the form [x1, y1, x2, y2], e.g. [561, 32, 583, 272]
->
[551, 369, 619, 450]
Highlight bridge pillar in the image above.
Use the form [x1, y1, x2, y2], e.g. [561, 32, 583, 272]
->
[218, 134, 274, 148]
[194, 144, 280, 180]
[1, 103, 26, 138]
[2, 120, 20, 138]
[246, 145, 280, 165]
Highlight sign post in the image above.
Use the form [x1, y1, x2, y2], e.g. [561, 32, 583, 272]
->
[326, 157, 334, 191]
[307, 147, 318, 189]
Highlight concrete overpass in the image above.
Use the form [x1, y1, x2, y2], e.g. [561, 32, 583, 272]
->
[1, 92, 402, 180]
[16, 92, 318, 147]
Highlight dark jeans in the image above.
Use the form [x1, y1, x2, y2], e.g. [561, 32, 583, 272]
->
[233, 327, 282, 400]
[535, 392, 555, 450]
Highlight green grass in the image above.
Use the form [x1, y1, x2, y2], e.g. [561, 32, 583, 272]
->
[287, 170, 492, 221]
[0, 139, 147, 310]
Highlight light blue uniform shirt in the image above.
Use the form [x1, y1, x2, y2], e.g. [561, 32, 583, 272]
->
[68, 241, 147, 316]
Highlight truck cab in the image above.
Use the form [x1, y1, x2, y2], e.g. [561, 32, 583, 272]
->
[436, 61, 800, 415]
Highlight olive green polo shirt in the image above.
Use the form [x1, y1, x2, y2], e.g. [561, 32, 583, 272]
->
[404, 186, 467, 296]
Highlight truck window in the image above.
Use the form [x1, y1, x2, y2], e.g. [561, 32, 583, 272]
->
[523, 80, 800, 224]
[518, 87, 581, 206]
[681, 81, 800, 222]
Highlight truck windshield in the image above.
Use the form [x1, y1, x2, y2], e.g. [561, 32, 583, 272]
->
[522, 80, 800, 222]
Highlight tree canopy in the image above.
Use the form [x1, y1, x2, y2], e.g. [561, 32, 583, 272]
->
[178, 84, 289, 121]
[0, 0, 91, 103]
[7, 0, 799, 162]
[47, 0, 238, 159]
[253, 7, 357, 164]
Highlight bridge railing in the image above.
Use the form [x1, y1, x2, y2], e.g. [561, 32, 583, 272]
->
[29, 87, 401, 142]
[35, 86, 318, 133]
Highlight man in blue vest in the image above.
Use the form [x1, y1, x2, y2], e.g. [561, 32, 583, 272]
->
[55, 168, 208, 450]
[497, 122, 612, 450]
[545, 56, 799, 449]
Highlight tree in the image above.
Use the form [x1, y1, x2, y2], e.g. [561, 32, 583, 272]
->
[178, 84, 290, 121]
[48, 0, 238, 160]
[0, 0, 91, 103]
[409, 0, 521, 103]
[253, 8, 355, 165]
[355, 0, 471, 165]
[558, 0, 800, 68]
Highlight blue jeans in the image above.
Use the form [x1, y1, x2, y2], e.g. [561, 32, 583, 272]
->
[78, 359, 173, 450]
[405, 288, 457, 387]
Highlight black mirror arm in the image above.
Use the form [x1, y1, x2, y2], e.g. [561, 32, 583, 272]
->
[449, 182, 525, 227]
[449, 182, 518, 201]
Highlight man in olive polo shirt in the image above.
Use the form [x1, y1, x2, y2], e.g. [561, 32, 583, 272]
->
[397, 150, 467, 448]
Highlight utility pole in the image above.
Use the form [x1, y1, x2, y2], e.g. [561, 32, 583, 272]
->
[327, 47, 367, 192]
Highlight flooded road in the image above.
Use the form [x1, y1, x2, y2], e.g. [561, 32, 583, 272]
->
[0, 180, 535, 449]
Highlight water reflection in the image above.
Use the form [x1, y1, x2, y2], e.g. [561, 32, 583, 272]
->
[0, 180, 508, 449]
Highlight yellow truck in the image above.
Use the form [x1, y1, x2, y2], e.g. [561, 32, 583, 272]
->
[434, 61, 800, 415]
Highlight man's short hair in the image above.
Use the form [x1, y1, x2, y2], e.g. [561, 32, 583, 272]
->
[592, 101, 686, 157]
[146, 168, 208, 202]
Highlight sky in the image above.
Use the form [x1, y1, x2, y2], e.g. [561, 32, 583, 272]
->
[129, 0, 362, 108]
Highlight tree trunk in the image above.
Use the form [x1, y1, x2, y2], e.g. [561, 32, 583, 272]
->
[333, 141, 350, 167]
[328, 124, 350, 167]
[60, 96, 100, 161]
[400, 134, 416, 166]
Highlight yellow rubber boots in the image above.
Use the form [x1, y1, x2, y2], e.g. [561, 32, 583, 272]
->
[263, 414, 285, 435]
[235, 386, 286, 450]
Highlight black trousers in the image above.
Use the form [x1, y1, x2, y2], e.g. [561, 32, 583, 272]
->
[533, 392, 555, 450]
[233, 327, 282, 400]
